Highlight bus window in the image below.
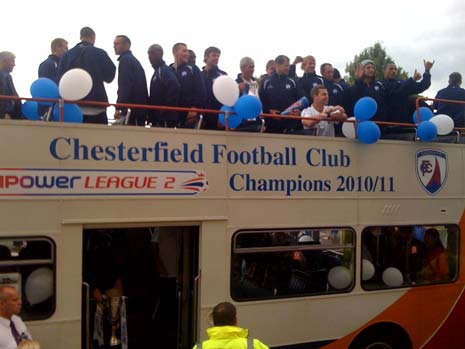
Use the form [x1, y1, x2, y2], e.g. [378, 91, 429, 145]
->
[361, 225, 459, 290]
[0, 237, 55, 320]
[231, 228, 355, 301]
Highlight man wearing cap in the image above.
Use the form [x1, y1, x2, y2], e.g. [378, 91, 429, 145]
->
[345, 59, 387, 123]
[0, 286, 32, 349]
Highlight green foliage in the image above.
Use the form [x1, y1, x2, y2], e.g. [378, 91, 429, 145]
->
[345, 42, 408, 84]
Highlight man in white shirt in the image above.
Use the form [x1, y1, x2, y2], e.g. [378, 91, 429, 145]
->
[0, 286, 31, 349]
[301, 85, 347, 136]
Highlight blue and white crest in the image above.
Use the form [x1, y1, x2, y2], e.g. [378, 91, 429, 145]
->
[415, 149, 448, 195]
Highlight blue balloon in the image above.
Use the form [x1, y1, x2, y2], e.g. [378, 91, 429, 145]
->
[357, 121, 381, 144]
[234, 95, 262, 120]
[354, 97, 377, 121]
[417, 121, 437, 142]
[21, 101, 41, 120]
[218, 105, 242, 128]
[30, 78, 59, 106]
[52, 103, 83, 123]
[412, 107, 433, 124]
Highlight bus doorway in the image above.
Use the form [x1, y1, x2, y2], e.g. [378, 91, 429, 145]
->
[82, 226, 199, 349]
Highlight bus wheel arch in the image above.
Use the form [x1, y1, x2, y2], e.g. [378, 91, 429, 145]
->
[348, 322, 412, 349]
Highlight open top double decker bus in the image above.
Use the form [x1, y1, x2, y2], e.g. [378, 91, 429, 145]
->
[0, 106, 464, 349]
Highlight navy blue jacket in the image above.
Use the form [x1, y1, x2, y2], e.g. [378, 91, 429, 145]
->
[149, 60, 181, 123]
[259, 73, 303, 132]
[298, 72, 324, 102]
[382, 73, 431, 123]
[338, 79, 350, 91]
[38, 54, 61, 82]
[117, 51, 148, 114]
[434, 85, 465, 127]
[0, 70, 22, 119]
[201, 66, 227, 129]
[324, 79, 345, 107]
[345, 78, 387, 122]
[289, 65, 324, 102]
[202, 66, 227, 111]
[170, 63, 206, 109]
[57, 41, 116, 103]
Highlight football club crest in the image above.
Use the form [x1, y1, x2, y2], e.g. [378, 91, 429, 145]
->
[416, 149, 448, 195]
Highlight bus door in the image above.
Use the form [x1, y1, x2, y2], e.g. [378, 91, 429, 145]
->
[82, 226, 199, 349]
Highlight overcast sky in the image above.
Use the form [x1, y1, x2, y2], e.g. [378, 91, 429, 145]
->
[4, 0, 465, 110]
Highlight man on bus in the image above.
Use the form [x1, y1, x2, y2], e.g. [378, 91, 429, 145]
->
[194, 302, 268, 349]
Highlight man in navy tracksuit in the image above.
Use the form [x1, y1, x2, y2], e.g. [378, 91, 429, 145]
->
[38, 38, 68, 82]
[320, 63, 345, 107]
[113, 35, 148, 126]
[345, 59, 387, 123]
[434, 72, 465, 127]
[170, 43, 206, 128]
[201, 46, 227, 130]
[147, 44, 180, 127]
[57, 27, 116, 124]
[38, 38, 68, 118]
[321, 63, 346, 136]
[289, 55, 324, 103]
[259, 55, 304, 133]
[0, 51, 22, 119]
[382, 60, 433, 124]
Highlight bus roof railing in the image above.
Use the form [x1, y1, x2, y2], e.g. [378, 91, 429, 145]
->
[1, 94, 465, 139]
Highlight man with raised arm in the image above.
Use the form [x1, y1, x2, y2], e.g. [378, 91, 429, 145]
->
[382, 60, 433, 124]
[170, 43, 206, 128]
[57, 27, 116, 124]
[0, 286, 31, 349]
[194, 302, 268, 349]
[345, 59, 387, 123]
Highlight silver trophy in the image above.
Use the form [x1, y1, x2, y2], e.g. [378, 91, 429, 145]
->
[108, 297, 121, 346]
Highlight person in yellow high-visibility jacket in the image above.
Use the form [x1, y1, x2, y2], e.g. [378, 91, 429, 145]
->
[194, 302, 269, 349]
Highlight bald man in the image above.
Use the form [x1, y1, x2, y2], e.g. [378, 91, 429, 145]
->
[0, 286, 31, 349]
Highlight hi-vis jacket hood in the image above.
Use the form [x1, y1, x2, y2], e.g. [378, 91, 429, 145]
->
[194, 326, 269, 349]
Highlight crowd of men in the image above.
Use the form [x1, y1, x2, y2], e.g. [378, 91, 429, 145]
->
[1, 26, 465, 136]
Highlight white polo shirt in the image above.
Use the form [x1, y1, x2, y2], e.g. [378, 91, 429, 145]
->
[0, 315, 31, 349]
[301, 105, 335, 137]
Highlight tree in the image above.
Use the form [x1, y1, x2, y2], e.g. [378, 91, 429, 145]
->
[345, 42, 408, 84]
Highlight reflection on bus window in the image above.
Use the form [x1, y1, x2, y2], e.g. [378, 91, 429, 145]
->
[0, 237, 55, 320]
[361, 225, 458, 290]
[231, 228, 355, 301]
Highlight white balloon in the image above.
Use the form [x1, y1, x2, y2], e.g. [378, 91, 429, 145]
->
[212, 75, 239, 107]
[328, 266, 352, 289]
[59, 68, 93, 101]
[342, 117, 356, 139]
[25, 267, 53, 305]
[430, 114, 454, 135]
[362, 259, 375, 281]
[382, 267, 403, 287]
